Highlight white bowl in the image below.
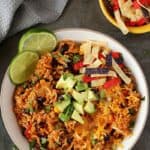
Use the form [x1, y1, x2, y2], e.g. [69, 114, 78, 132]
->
[0, 28, 149, 150]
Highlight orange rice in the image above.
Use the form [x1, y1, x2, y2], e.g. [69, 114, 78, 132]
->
[14, 40, 141, 150]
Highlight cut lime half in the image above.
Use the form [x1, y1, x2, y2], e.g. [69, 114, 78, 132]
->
[18, 28, 57, 54]
[9, 51, 39, 84]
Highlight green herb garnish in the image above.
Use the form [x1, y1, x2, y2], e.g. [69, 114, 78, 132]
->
[24, 106, 34, 115]
[27, 100, 34, 115]
[90, 133, 98, 145]
[44, 105, 51, 113]
[23, 82, 28, 89]
[73, 54, 81, 63]
[75, 81, 88, 92]
[29, 139, 36, 150]
[99, 90, 106, 99]
[40, 147, 46, 150]
[141, 96, 145, 101]
[12, 145, 19, 150]
[40, 137, 48, 145]
[63, 73, 74, 80]
[128, 108, 136, 115]
[59, 104, 74, 122]
[129, 120, 135, 129]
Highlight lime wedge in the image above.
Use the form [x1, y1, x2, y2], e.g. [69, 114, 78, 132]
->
[18, 28, 57, 54]
[9, 51, 39, 84]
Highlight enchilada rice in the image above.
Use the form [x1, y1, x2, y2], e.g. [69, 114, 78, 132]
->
[14, 40, 142, 150]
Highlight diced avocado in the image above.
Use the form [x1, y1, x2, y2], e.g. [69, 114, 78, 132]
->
[56, 73, 76, 90]
[73, 102, 84, 115]
[40, 137, 47, 145]
[54, 98, 71, 112]
[87, 90, 98, 101]
[63, 94, 71, 101]
[81, 91, 88, 99]
[75, 74, 83, 81]
[56, 75, 66, 89]
[75, 81, 88, 92]
[84, 101, 96, 114]
[63, 72, 74, 80]
[72, 90, 85, 104]
[71, 110, 84, 124]
[65, 77, 76, 90]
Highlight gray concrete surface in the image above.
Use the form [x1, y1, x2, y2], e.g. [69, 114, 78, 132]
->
[0, 0, 150, 149]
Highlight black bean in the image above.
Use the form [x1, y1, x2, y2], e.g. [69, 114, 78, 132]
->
[45, 78, 50, 82]
[120, 103, 126, 108]
[51, 57, 58, 67]
[128, 108, 136, 115]
[92, 88, 99, 93]
[37, 96, 46, 103]
[37, 97, 46, 108]
[115, 133, 123, 139]
[58, 95, 64, 101]
[60, 44, 69, 54]
[20, 91, 25, 95]
[110, 129, 115, 136]
[104, 123, 110, 129]
[67, 137, 73, 144]
[39, 122, 46, 128]
[104, 134, 110, 142]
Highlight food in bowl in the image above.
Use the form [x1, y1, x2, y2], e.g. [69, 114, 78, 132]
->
[11, 30, 144, 149]
[102, 0, 150, 34]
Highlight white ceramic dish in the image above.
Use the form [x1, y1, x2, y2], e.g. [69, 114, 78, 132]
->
[0, 28, 149, 150]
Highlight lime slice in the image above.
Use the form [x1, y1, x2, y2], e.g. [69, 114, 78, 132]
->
[9, 51, 39, 84]
[18, 28, 57, 54]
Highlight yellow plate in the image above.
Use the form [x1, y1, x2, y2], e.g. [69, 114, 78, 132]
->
[98, 0, 150, 34]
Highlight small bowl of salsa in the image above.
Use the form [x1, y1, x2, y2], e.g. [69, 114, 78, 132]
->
[98, 0, 150, 34]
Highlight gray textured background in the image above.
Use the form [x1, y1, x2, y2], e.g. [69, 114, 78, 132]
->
[0, 0, 150, 149]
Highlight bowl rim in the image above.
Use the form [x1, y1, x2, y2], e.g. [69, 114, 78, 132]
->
[98, 0, 150, 34]
[0, 28, 149, 149]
